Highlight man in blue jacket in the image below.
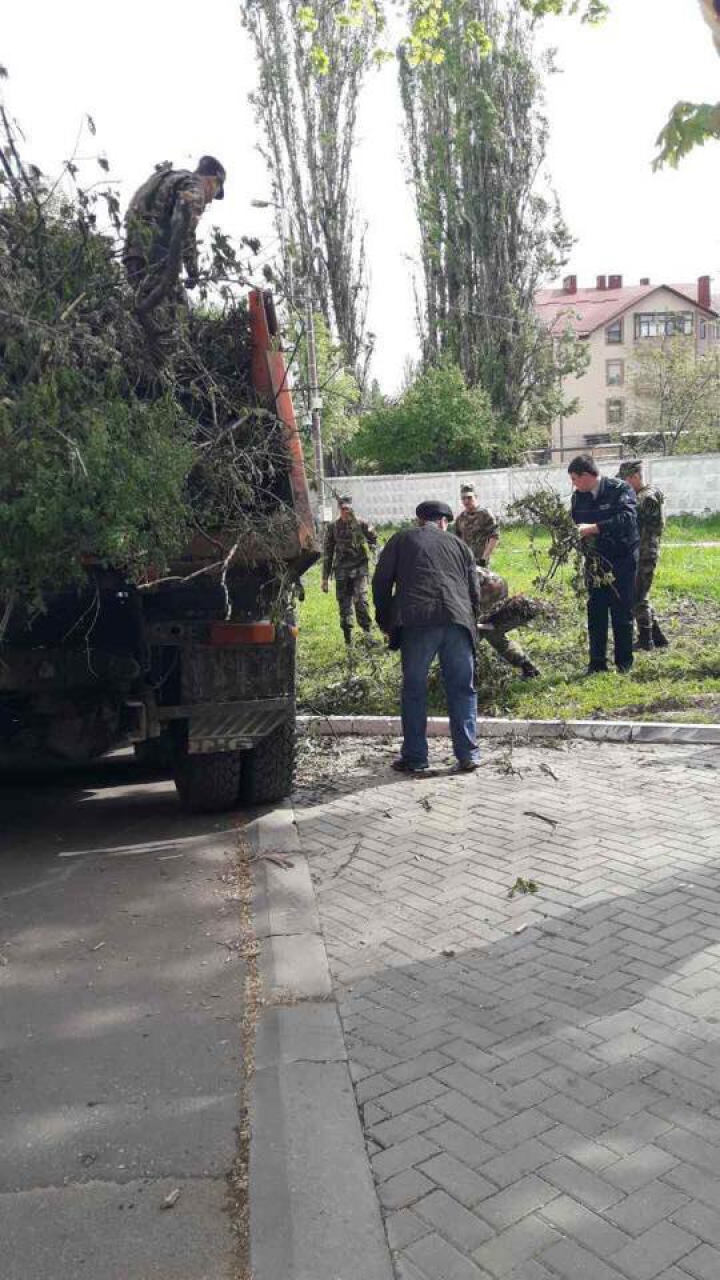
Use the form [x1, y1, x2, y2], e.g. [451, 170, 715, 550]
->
[372, 500, 481, 774]
[569, 455, 639, 675]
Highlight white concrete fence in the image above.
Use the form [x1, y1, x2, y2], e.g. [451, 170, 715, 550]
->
[321, 452, 720, 524]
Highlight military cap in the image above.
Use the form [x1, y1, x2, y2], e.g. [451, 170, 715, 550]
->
[617, 459, 643, 479]
[460, 483, 476, 495]
[416, 500, 454, 521]
[337, 494, 353, 506]
[196, 155, 226, 199]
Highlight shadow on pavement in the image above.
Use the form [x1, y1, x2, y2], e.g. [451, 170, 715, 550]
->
[0, 751, 246, 1279]
[0, 751, 234, 862]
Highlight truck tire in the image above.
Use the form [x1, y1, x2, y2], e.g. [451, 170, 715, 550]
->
[239, 718, 296, 805]
[174, 750, 243, 814]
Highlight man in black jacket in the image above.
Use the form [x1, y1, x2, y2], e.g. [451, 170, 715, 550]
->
[372, 501, 481, 773]
[569, 455, 639, 674]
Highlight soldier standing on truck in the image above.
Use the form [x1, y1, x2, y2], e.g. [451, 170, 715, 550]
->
[321, 495, 378, 645]
[123, 156, 226, 336]
[617, 459, 669, 651]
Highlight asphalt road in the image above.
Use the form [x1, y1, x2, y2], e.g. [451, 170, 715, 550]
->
[0, 754, 246, 1280]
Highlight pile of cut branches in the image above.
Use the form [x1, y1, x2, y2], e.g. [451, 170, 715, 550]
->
[480, 594, 554, 633]
[0, 95, 294, 635]
[507, 487, 615, 595]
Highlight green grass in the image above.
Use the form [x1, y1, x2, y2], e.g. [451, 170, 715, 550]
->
[660, 514, 720, 542]
[297, 521, 720, 724]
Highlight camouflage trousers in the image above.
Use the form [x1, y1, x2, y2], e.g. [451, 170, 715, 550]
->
[634, 556, 658, 629]
[124, 255, 187, 364]
[336, 573, 372, 633]
[479, 627, 529, 670]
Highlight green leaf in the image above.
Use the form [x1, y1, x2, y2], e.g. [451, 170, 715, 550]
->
[297, 5, 319, 33]
[309, 44, 331, 74]
[653, 100, 720, 169]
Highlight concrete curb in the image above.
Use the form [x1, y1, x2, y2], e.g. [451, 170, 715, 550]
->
[247, 802, 394, 1280]
[298, 713, 720, 746]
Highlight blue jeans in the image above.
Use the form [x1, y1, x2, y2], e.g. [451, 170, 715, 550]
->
[400, 624, 479, 766]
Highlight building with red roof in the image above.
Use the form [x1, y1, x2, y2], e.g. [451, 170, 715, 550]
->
[535, 274, 719, 460]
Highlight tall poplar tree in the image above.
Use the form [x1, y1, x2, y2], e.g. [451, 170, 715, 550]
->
[399, 0, 587, 450]
[241, 0, 379, 383]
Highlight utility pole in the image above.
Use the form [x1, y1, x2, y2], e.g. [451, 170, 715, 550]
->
[305, 282, 325, 526]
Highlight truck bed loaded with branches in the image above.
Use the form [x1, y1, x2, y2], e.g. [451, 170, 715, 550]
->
[0, 110, 319, 811]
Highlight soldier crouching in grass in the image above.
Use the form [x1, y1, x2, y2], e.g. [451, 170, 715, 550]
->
[617, 459, 670, 651]
[321, 495, 378, 646]
[454, 483, 540, 679]
[475, 569, 541, 679]
[568, 454, 639, 675]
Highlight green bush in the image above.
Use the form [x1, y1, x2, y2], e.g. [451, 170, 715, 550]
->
[352, 362, 497, 473]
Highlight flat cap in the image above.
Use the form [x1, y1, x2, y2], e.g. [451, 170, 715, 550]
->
[337, 494, 353, 505]
[617, 459, 642, 479]
[416, 499, 454, 521]
[196, 155, 226, 199]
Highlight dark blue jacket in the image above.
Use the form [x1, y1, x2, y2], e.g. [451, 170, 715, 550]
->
[571, 476, 639, 562]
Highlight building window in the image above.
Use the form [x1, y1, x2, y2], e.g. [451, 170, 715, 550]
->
[634, 311, 694, 339]
[606, 319, 623, 344]
[606, 359, 624, 386]
[606, 399, 624, 426]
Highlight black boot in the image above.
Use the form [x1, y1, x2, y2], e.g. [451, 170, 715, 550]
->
[651, 619, 669, 648]
[634, 625, 654, 651]
[360, 628, 381, 648]
[520, 659, 540, 680]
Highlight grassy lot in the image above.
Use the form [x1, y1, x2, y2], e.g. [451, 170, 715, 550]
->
[657, 513, 720, 542]
[297, 516, 720, 723]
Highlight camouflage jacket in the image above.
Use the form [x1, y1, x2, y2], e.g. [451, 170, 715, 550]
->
[454, 507, 499, 565]
[124, 165, 206, 279]
[636, 485, 665, 561]
[476, 568, 509, 619]
[322, 515, 377, 581]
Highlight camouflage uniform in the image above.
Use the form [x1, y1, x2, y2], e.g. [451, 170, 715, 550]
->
[454, 507, 499, 567]
[322, 514, 377, 641]
[123, 166, 208, 355]
[124, 165, 207, 291]
[617, 461, 668, 649]
[634, 484, 665, 630]
[476, 569, 539, 677]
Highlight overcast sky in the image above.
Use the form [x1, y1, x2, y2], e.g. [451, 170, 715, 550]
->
[3, 0, 719, 391]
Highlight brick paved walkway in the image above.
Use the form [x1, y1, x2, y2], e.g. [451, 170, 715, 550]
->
[294, 738, 720, 1280]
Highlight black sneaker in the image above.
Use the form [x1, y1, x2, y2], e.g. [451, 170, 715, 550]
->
[453, 759, 480, 773]
[391, 758, 429, 774]
[583, 664, 609, 677]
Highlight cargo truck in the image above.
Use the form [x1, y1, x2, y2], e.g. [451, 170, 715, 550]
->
[0, 290, 319, 812]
